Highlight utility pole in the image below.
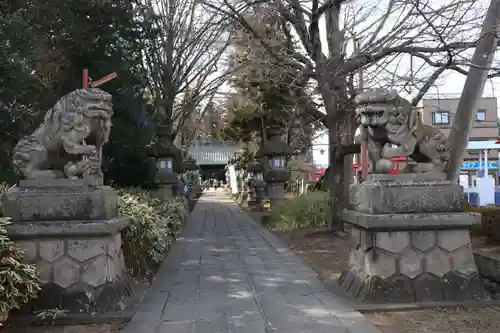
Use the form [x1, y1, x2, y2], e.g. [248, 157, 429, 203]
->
[446, 0, 500, 182]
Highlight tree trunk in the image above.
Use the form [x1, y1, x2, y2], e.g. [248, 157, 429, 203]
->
[317, 85, 354, 231]
[328, 141, 343, 232]
[326, 107, 357, 232]
[446, 0, 500, 182]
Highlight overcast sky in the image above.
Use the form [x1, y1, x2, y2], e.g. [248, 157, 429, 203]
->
[312, 76, 500, 167]
[311, 0, 497, 167]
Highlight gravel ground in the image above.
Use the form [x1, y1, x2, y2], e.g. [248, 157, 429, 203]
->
[271, 227, 500, 333]
[2, 324, 124, 333]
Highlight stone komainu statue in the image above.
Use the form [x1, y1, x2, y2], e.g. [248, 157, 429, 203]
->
[12, 88, 113, 183]
[354, 88, 450, 173]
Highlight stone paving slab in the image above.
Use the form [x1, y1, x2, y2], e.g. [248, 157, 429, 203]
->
[121, 191, 385, 333]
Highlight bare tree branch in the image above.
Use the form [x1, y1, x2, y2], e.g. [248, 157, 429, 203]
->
[137, 0, 231, 137]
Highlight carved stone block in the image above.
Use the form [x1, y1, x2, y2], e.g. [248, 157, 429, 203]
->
[2, 180, 117, 222]
[350, 173, 463, 214]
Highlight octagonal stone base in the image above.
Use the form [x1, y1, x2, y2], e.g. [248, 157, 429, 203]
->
[340, 211, 489, 303]
[2, 181, 131, 312]
[7, 218, 130, 312]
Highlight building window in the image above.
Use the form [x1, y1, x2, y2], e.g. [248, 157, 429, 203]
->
[476, 109, 486, 121]
[432, 111, 450, 124]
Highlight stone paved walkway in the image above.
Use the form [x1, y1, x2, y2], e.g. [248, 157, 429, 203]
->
[122, 191, 385, 333]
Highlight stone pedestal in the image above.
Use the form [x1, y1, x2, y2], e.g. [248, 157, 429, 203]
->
[340, 173, 489, 303]
[177, 178, 185, 197]
[155, 184, 174, 199]
[154, 170, 178, 200]
[1, 180, 130, 312]
[254, 181, 265, 211]
[267, 182, 285, 207]
[264, 170, 289, 208]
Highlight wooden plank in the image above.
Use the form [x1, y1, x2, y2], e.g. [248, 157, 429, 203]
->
[90, 72, 117, 87]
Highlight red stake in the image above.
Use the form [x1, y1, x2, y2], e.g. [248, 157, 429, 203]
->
[360, 143, 368, 181]
[82, 69, 89, 88]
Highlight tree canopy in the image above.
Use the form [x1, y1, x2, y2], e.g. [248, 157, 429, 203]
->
[0, 0, 150, 185]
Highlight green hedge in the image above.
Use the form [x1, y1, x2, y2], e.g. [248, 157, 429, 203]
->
[0, 183, 40, 320]
[118, 188, 187, 280]
[0, 183, 10, 217]
[264, 192, 329, 232]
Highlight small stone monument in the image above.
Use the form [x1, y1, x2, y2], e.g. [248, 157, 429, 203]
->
[253, 158, 266, 210]
[255, 125, 294, 208]
[182, 155, 199, 197]
[340, 89, 488, 303]
[1, 88, 130, 311]
[148, 126, 182, 199]
[239, 166, 249, 204]
[228, 158, 239, 198]
[235, 165, 243, 199]
[247, 160, 263, 207]
[233, 150, 245, 199]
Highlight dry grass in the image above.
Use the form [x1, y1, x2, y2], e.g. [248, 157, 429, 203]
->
[367, 307, 500, 333]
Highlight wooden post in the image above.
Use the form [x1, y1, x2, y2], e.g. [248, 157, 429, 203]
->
[82, 69, 89, 88]
[82, 70, 117, 89]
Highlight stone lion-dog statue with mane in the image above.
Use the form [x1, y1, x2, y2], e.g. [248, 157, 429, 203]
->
[354, 88, 450, 174]
[12, 88, 113, 184]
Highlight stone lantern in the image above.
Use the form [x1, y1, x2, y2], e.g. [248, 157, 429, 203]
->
[148, 125, 182, 199]
[256, 125, 294, 208]
[183, 155, 199, 172]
